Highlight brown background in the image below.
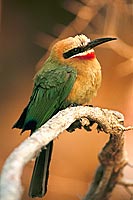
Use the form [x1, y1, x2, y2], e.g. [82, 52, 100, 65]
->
[0, 0, 133, 200]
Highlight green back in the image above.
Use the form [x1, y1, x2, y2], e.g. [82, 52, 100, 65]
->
[19, 60, 77, 131]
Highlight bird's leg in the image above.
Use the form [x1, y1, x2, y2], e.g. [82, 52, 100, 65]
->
[69, 102, 81, 107]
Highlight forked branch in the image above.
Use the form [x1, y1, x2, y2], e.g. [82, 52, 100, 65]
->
[0, 106, 132, 200]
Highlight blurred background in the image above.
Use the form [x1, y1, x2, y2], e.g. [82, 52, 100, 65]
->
[0, 0, 133, 199]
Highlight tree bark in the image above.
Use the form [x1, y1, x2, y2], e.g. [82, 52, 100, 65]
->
[0, 106, 132, 200]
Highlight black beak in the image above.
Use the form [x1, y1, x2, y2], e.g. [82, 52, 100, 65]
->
[84, 37, 117, 51]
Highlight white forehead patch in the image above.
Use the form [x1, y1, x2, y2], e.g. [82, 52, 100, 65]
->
[74, 34, 91, 47]
[84, 38, 90, 46]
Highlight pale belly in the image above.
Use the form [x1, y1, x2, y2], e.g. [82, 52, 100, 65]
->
[67, 68, 101, 105]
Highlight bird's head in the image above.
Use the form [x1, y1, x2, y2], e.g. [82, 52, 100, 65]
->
[50, 34, 116, 65]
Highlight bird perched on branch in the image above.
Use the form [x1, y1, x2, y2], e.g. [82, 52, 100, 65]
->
[13, 34, 116, 198]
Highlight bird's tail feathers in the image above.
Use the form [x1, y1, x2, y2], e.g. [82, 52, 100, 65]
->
[29, 141, 53, 197]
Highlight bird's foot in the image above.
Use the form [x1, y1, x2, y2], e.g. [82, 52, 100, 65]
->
[69, 103, 81, 107]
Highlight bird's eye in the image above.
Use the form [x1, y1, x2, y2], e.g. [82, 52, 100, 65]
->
[63, 47, 82, 59]
[73, 48, 80, 53]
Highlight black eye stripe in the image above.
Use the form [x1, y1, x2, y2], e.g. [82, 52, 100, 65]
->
[63, 47, 83, 59]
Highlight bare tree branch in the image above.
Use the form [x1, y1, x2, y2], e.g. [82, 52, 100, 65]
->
[0, 106, 132, 200]
[83, 133, 126, 200]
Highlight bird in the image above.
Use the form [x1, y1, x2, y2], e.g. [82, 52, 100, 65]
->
[13, 34, 116, 198]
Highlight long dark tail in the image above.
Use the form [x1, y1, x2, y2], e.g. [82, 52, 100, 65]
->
[29, 141, 53, 198]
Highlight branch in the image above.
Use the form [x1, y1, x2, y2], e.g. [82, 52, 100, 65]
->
[118, 177, 133, 198]
[0, 106, 132, 200]
[83, 134, 126, 200]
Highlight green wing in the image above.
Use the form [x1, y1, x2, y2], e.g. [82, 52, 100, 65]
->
[13, 66, 77, 132]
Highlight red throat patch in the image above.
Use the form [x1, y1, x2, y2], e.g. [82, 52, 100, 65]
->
[74, 52, 95, 60]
